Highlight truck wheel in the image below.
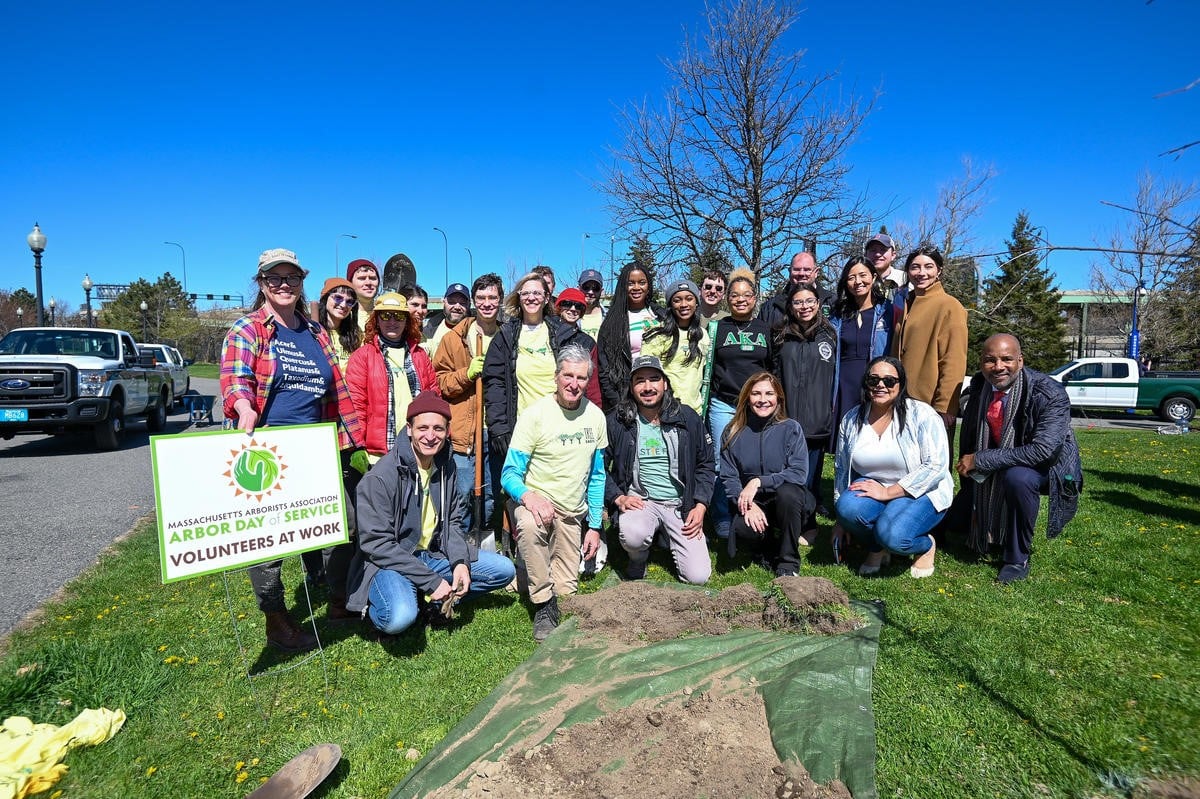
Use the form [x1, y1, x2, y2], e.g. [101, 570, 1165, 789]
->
[95, 398, 125, 450]
[1160, 396, 1196, 423]
[147, 390, 168, 432]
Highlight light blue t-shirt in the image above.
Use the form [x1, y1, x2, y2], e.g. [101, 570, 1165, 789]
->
[638, 416, 679, 501]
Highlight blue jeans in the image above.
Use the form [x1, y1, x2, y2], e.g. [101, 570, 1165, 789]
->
[707, 397, 736, 535]
[366, 550, 515, 635]
[835, 491, 944, 555]
[453, 430, 494, 533]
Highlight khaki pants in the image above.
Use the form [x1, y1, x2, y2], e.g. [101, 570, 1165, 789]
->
[509, 501, 583, 604]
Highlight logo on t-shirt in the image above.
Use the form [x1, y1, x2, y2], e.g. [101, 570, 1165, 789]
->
[723, 331, 766, 351]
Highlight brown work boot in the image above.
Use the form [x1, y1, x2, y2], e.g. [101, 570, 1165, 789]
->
[264, 611, 318, 652]
[326, 595, 357, 624]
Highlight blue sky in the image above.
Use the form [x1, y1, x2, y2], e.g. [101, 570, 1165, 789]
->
[2, 0, 1197, 312]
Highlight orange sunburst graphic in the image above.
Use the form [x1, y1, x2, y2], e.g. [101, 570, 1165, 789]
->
[222, 437, 289, 502]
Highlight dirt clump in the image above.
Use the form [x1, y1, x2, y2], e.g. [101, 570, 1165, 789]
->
[563, 577, 861, 643]
[435, 687, 851, 799]
[1133, 777, 1200, 799]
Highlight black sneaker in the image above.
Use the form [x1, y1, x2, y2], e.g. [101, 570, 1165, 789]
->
[624, 557, 648, 580]
[997, 561, 1030, 585]
[533, 597, 560, 642]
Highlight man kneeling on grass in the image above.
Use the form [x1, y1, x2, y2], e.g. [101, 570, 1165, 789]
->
[346, 392, 515, 635]
[501, 344, 607, 642]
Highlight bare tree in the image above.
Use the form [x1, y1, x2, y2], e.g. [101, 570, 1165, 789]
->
[885, 157, 997, 304]
[1091, 173, 1200, 365]
[602, 0, 872, 279]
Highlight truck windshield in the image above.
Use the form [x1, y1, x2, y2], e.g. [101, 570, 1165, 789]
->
[0, 330, 120, 359]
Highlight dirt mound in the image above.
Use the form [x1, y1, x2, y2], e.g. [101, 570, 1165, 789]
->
[564, 577, 860, 643]
[1134, 777, 1200, 799]
[434, 686, 851, 799]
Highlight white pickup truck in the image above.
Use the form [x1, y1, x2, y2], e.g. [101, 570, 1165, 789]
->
[1050, 357, 1200, 422]
[0, 327, 172, 450]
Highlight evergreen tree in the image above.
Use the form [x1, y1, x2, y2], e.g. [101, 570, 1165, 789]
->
[972, 212, 1068, 371]
[685, 222, 734, 286]
[101, 274, 194, 342]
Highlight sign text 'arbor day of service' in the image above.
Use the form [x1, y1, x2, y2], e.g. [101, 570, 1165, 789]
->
[151, 423, 348, 583]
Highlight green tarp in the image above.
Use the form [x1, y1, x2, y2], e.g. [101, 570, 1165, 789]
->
[391, 595, 883, 798]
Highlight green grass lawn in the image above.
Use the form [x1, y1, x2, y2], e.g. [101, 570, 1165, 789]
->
[1, 430, 1196, 798]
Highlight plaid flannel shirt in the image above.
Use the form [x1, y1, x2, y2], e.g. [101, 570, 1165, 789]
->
[220, 306, 364, 450]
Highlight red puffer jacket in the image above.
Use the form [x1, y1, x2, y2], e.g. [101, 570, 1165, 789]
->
[346, 336, 440, 455]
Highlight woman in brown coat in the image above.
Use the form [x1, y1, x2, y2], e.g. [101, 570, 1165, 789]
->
[893, 245, 968, 458]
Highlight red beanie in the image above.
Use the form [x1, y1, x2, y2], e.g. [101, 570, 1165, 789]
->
[406, 391, 452, 422]
[346, 258, 378, 282]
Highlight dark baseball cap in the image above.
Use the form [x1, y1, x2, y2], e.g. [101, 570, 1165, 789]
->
[578, 269, 604, 288]
[865, 233, 895, 250]
[443, 283, 470, 302]
[630, 355, 666, 377]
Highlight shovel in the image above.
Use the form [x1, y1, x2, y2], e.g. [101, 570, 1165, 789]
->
[469, 330, 503, 555]
[244, 743, 341, 799]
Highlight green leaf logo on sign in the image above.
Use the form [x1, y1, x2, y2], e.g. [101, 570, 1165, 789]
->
[224, 438, 287, 501]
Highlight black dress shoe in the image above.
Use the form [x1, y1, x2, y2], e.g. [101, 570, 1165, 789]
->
[997, 561, 1030, 585]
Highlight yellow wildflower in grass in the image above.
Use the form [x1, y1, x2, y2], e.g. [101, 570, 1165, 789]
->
[236, 771, 249, 784]
[158, 645, 168, 652]
[235, 760, 245, 770]
[217, 710, 225, 720]
[146, 766, 158, 776]
[164, 655, 183, 665]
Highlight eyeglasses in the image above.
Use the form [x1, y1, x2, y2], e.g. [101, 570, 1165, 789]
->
[519, 290, 546, 299]
[330, 294, 355, 306]
[559, 302, 585, 313]
[377, 311, 407, 322]
[263, 274, 303, 288]
[729, 292, 755, 300]
[866, 375, 900, 388]
[791, 298, 819, 308]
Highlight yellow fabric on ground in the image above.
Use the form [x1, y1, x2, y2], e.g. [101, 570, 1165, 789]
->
[0, 708, 126, 799]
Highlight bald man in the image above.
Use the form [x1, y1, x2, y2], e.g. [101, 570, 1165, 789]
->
[954, 334, 1083, 584]
[758, 251, 833, 330]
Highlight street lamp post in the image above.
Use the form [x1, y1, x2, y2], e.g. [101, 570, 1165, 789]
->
[464, 247, 474, 285]
[15, 307, 23, 326]
[163, 241, 187, 296]
[27, 223, 47, 326]
[82, 274, 94, 328]
[140, 301, 149, 341]
[335, 233, 358, 273]
[433, 227, 448, 289]
[1128, 281, 1146, 361]
[48, 298, 56, 325]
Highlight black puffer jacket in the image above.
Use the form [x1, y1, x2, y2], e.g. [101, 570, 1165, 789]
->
[603, 399, 715, 516]
[775, 325, 837, 442]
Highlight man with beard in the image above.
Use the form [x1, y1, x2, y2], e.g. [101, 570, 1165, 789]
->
[426, 282, 472, 358]
[758, 251, 833, 329]
[347, 392, 516, 636]
[604, 356, 715, 584]
[865, 233, 904, 302]
[954, 334, 1083, 584]
[433, 274, 504, 535]
[501, 344, 607, 641]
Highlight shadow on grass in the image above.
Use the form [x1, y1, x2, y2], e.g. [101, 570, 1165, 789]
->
[1086, 469, 1200, 526]
[876, 602, 1112, 777]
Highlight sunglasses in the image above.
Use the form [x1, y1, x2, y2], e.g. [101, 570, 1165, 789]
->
[263, 274, 303, 287]
[377, 311, 407, 322]
[866, 375, 900, 388]
[558, 302, 585, 313]
[329, 294, 355, 306]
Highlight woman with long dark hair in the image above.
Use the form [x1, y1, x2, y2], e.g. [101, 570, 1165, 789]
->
[830, 256, 893, 443]
[640, 279, 709, 414]
[720, 372, 813, 576]
[893, 245, 967, 459]
[774, 282, 837, 541]
[830, 356, 953, 578]
[596, 262, 666, 410]
[317, 277, 362, 369]
[220, 248, 365, 651]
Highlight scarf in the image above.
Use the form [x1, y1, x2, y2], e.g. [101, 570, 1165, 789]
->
[967, 370, 1025, 553]
[380, 336, 422, 453]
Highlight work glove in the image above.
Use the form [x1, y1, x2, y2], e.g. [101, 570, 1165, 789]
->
[349, 448, 370, 475]
[467, 355, 485, 380]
